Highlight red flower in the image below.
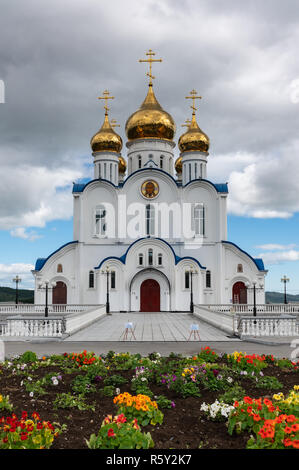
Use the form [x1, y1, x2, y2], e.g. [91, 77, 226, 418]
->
[107, 428, 116, 438]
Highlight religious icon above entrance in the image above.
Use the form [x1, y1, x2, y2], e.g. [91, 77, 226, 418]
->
[141, 180, 159, 199]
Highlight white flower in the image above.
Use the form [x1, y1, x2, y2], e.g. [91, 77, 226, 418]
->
[52, 379, 59, 386]
[29, 392, 34, 397]
[115, 388, 120, 395]
[227, 377, 233, 383]
[27, 377, 32, 381]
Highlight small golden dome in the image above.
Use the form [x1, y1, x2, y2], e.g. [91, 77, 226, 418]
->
[125, 85, 176, 141]
[118, 155, 127, 174]
[178, 113, 209, 153]
[91, 113, 123, 153]
[175, 156, 182, 174]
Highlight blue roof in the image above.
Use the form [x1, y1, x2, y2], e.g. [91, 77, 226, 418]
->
[95, 237, 206, 270]
[222, 241, 266, 271]
[34, 241, 78, 271]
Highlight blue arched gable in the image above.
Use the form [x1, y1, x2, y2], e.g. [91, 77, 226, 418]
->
[94, 237, 206, 270]
[34, 241, 78, 271]
[184, 179, 228, 194]
[73, 178, 117, 193]
[222, 240, 265, 271]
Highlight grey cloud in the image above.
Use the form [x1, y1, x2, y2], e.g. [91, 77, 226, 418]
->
[0, 0, 299, 226]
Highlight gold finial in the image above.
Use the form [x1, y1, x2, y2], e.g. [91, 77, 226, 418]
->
[111, 119, 120, 128]
[185, 89, 202, 115]
[139, 49, 162, 86]
[98, 89, 115, 115]
[181, 118, 191, 128]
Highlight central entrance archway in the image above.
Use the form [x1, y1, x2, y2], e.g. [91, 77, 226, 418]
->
[140, 279, 160, 312]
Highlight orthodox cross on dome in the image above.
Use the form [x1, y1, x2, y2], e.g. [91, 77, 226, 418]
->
[98, 90, 115, 115]
[111, 119, 120, 128]
[181, 118, 192, 128]
[139, 49, 162, 86]
[185, 89, 202, 115]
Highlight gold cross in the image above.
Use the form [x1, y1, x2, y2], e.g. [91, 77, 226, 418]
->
[181, 118, 192, 128]
[185, 89, 202, 114]
[111, 119, 120, 128]
[98, 90, 114, 115]
[139, 49, 162, 85]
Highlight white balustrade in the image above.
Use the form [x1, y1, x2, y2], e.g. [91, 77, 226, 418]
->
[238, 316, 298, 337]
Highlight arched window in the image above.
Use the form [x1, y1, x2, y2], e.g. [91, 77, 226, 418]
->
[193, 203, 205, 236]
[206, 270, 211, 288]
[185, 271, 190, 289]
[57, 264, 63, 273]
[148, 249, 153, 266]
[146, 204, 155, 236]
[158, 253, 163, 266]
[195, 163, 198, 179]
[138, 253, 144, 266]
[237, 264, 243, 273]
[110, 271, 116, 289]
[95, 205, 107, 236]
[89, 270, 94, 288]
[160, 156, 164, 169]
[138, 155, 142, 169]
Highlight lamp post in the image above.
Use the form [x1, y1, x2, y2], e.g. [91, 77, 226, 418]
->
[245, 281, 264, 318]
[281, 275, 289, 305]
[38, 280, 56, 318]
[101, 267, 110, 314]
[189, 266, 198, 314]
[13, 275, 22, 305]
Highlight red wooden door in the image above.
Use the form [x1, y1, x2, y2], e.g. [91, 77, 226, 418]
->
[52, 281, 67, 304]
[232, 282, 247, 304]
[140, 279, 160, 312]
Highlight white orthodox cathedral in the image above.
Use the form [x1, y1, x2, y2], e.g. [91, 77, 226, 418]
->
[33, 51, 267, 312]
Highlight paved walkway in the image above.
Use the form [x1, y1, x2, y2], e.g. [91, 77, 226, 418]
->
[65, 312, 238, 342]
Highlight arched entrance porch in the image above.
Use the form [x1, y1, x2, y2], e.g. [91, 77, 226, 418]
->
[52, 281, 67, 304]
[130, 269, 170, 312]
[232, 281, 247, 304]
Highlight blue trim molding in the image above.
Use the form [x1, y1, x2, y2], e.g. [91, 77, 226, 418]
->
[72, 170, 227, 194]
[222, 240, 265, 271]
[34, 241, 78, 271]
[94, 237, 206, 270]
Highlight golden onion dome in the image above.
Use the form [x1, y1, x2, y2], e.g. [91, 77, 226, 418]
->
[178, 113, 209, 153]
[125, 85, 176, 141]
[91, 113, 123, 153]
[118, 155, 127, 174]
[175, 156, 182, 174]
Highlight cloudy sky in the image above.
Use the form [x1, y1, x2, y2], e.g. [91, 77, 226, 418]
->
[0, 0, 299, 293]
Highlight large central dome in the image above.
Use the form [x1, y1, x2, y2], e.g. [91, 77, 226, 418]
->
[125, 85, 176, 141]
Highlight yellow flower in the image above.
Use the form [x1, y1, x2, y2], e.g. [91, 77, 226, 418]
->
[0, 395, 3, 403]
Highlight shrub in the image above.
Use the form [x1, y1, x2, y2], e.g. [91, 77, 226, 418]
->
[272, 386, 299, 416]
[155, 395, 175, 409]
[219, 385, 246, 405]
[247, 414, 299, 449]
[53, 393, 95, 411]
[200, 400, 234, 421]
[19, 351, 38, 363]
[71, 375, 96, 395]
[86, 414, 154, 449]
[254, 376, 282, 390]
[104, 375, 127, 387]
[0, 412, 65, 449]
[0, 394, 13, 412]
[113, 393, 163, 426]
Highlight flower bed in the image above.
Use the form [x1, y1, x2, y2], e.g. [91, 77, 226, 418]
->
[0, 348, 298, 449]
